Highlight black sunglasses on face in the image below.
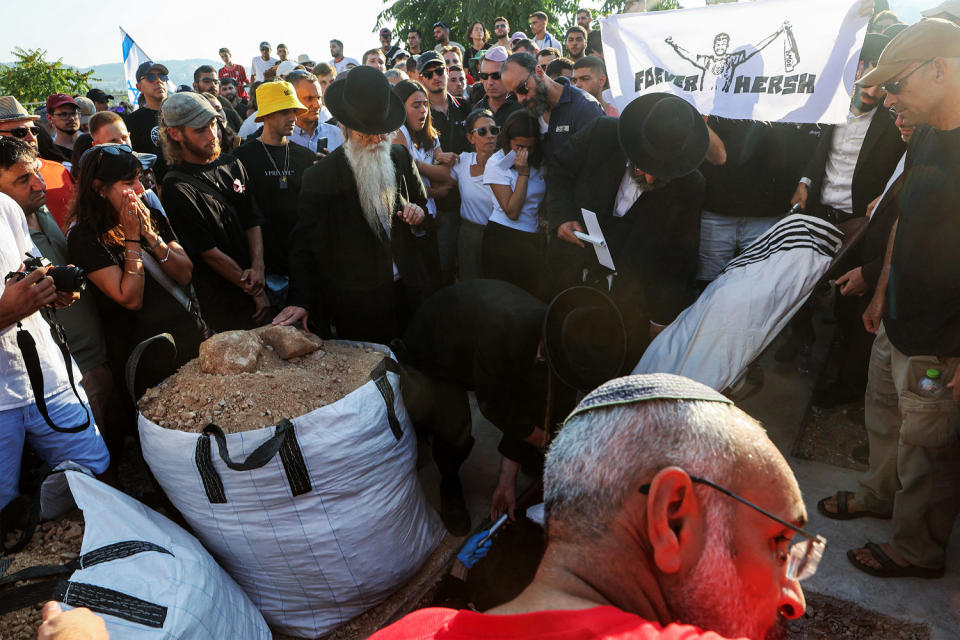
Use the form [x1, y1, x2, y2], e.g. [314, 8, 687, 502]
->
[471, 125, 501, 137]
[881, 59, 932, 95]
[421, 66, 446, 80]
[0, 126, 40, 139]
[479, 71, 502, 81]
[638, 473, 826, 581]
[514, 72, 534, 96]
[142, 72, 169, 83]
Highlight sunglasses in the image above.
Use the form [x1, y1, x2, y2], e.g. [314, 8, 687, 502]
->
[0, 126, 41, 139]
[421, 66, 446, 80]
[639, 474, 826, 581]
[80, 143, 135, 172]
[141, 72, 169, 83]
[478, 71, 502, 81]
[471, 125, 501, 137]
[881, 59, 932, 95]
[514, 72, 534, 96]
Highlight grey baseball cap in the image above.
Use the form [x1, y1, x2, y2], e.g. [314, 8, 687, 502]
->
[161, 92, 218, 128]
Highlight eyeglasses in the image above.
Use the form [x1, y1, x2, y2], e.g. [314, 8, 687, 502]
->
[141, 72, 169, 83]
[471, 125, 501, 137]
[514, 72, 534, 96]
[478, 71, 502, 81]
[881, 59, 932, 95]
[80, 143, 135, 173]
[52, 111, 80, 120]
[638, 474, 827, 581]
[0, 126, 40, 139]
[421, 66, 446, 80]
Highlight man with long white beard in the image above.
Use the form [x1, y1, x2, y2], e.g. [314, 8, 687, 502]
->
[370, 373, 813, 640]
[276, 65, 440, 342]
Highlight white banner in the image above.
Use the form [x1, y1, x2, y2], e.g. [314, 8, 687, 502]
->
[601, 0, 869, 124]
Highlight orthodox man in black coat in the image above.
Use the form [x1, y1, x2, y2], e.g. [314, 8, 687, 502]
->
[274, 66, 441, 342]
[546, 93, 709, 366]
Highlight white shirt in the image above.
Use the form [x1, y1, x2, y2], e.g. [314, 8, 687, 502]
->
[613, 166, 657, 217]
[819, 110, 873, 214]
[398, 125, 438, 216]
[250, 56, 279, 82]
[238, 113, 261, 138]
[331, 57, 360, 73]
[483, 150, 546, 232]
[0, 193, 80, 409]
[534, 32, 562, 50]
[289, 122, 344, 154]
[873, 152, 906, 218]
[451, 152, 494, 225]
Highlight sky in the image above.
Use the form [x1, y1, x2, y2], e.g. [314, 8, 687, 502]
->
[0, 0, 931, 70]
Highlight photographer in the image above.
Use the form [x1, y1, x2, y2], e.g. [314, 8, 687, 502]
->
[0, 191, 109, 511]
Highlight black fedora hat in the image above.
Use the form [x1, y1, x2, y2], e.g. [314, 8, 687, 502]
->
[324, 65, 406, 135]
[617, 92, 709, 180]
[543, 287, 626, 392]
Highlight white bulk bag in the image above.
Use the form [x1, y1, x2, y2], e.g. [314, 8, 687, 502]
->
[138, 342, 444, 638]
[634, 215, 842, 390]
[1, 468, 270, 639]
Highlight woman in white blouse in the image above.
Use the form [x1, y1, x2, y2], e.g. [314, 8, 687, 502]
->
[481, 110, 547, 298]
[391, 80, 455, 218]
[450, 108, 498, 280]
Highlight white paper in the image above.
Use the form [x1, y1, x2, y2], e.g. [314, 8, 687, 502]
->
[581, 208, 615, 271]
[499, 149, 517, 171]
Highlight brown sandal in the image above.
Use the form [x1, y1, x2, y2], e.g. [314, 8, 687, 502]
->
[817, 491, 891, 520]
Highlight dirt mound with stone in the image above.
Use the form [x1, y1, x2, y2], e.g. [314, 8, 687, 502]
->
[139, 328, 386, 433]
[0, 511, 85, 639]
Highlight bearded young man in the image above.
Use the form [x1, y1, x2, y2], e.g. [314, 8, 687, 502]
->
[371, 374, 811, 640]
[500, 51, 603, 165]
[159, 92, 269, 330]
[275, 66, 440, 342]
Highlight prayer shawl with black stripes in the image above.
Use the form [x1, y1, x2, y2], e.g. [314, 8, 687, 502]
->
[633, 214, 842, 390]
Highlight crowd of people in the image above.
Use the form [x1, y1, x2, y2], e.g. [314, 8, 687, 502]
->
[3, 1, 960, 639]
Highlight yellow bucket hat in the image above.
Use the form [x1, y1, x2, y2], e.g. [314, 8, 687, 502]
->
[255, 81, 307, 122]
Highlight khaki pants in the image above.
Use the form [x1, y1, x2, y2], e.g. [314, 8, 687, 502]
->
[856, 324, 960, 568]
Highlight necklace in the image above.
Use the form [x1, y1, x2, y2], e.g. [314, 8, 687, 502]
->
[259, 139, 290, 189]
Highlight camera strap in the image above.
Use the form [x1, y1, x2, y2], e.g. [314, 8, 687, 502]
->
[15, 316, 90, 434]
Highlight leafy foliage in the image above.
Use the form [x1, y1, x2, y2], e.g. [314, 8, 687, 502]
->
[378, 0, 684, 51]
[0, 48, 99, 104]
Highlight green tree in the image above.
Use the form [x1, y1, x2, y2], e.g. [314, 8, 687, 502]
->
[378, 0, 683, 51]
[0, 47, 99, 104]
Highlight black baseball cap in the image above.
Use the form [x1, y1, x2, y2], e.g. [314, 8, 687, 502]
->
[86, 88, 114, 103]
[417, 50, 444, 73]
[136, 61, 169, 82]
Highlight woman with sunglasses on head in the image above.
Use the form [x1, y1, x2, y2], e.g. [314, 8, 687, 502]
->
[66, 145, 201, 401]
[449, 108, 498, 279]
[481, 110, 547, 299]
[391, 80, 455, 219]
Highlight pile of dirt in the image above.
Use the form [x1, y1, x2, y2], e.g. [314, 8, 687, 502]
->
[787, 591, 930, 639]
[139, 331, 386, 434]
[0, 511, 85, 640]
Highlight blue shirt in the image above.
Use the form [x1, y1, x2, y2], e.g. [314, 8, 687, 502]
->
[542, 83, 604, 167]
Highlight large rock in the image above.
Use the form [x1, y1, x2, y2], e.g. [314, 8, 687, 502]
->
[199, 331, 263, 374]
[255, 325, 323, 360]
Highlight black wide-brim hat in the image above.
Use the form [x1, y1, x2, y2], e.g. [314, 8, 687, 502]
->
[324, 65, 406, 135]
[543, 287, 627, 393]
[618, 92, 709, 180]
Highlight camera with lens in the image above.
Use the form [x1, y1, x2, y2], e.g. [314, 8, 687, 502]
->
[4, 253, 87, 293]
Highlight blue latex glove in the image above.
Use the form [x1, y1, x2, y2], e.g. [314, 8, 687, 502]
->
[456, 530, 496, 569]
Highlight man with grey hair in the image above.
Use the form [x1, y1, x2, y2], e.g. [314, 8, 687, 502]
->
[370, 373, 813, 640]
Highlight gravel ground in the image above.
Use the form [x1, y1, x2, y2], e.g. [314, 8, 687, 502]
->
[787, 591, 930, 639]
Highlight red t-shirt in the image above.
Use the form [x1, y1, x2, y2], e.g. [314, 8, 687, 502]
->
[368, 606, 743, 640]
[38, 159, 75, 231]
[218, 65, 250, 100]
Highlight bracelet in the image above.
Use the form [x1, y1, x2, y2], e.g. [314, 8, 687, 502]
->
[125, 238, 142, 244]
[158, 244, 172, 263]
[517, 171, 530, 177]
[124, 252, 142, 260]
[148, 237, 162, 251]
[125, 269, 144, 276]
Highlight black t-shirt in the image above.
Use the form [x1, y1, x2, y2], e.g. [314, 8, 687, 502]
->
[66, 209, 202, 377]
[161, 155, 264, 330]
[37, 126, 67, 163]
[476, 95, 523, 127]
[884, 125, 960, 357]
[700, 118, 822, 218]
[431, 94, 470, 154]
[233, 139, 316, 275]
[125, 106, 168, 181]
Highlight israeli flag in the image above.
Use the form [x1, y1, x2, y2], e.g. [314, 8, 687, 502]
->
[121, 27, 176, 106]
